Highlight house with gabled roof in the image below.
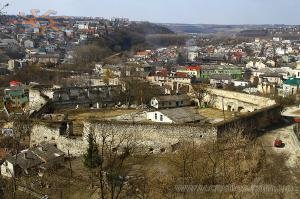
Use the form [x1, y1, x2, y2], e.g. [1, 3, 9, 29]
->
[150, 94, 191, 109]
[1, 143, 64, 178]
[282, 78, 300, 95]
[146, 107, 205, 124]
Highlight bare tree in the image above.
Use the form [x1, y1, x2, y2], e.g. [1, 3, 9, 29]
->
[2, 114, 34, 198]
[192, 85, 217, 108]
[148, 124, 294, 198]
[73, 44, 112, 66]
[85, 121, 149, 199]
[121, 77, 162, 106]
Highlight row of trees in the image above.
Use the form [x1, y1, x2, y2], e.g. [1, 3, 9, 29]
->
[72, 44, 112, 66]
[0, 65, 65, 87]
[120, 77, 162, 106]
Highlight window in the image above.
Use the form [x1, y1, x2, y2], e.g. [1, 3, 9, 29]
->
[181, 101, 183, 105]
[160, 115, 163, 121]
[155, 113, 157, 120]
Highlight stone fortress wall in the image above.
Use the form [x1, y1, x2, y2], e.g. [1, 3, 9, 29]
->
[29, 89, 281, 156]
[205, 89, 276, 112]
[30, 121, 217, 156]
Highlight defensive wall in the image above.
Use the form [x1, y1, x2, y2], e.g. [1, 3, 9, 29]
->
[206, 89, 276, 112]
[28, 89, 281, 156]
[30, 104, 281, 156]
[30, 121, 217, 156]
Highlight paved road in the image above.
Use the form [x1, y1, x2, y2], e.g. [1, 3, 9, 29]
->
[282, 106, 300, 118]
[259, 124, 300, 168]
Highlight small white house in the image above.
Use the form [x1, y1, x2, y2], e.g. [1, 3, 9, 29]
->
[1, 143, 64, 178]
[233, 80, 249, 87]
[1, 158, 15, 178]
[146, 107, 204, 124]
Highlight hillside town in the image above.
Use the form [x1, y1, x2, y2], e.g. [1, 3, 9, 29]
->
[0, 4, 300, 199]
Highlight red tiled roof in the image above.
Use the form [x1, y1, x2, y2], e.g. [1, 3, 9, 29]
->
[156, 69, 169, 77]
[136, 51, 150, 56]
[175, 72, 188, 78]
[233, 52, 243, 58]
[186, 66, 202, 71]
[10, 81, 22, 87]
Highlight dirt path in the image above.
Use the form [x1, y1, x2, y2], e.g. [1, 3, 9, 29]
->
[259, 125, 300, 168]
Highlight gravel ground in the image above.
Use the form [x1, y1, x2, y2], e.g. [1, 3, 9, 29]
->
[259, 124, 300, 168]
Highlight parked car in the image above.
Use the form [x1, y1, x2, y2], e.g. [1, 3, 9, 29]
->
[274, 138, 283, 148]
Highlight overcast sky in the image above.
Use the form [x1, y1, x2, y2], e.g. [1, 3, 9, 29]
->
[3, 0, 299, 24]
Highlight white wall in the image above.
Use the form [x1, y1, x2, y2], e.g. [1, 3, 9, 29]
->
[146, 111, 173, 123]
[28, 89, 48, 113]
[283, 84, 298, 95]
[1, 161, 14, 178]
[233, 81, 249, 87]
[150, 99, 158, 109]
[293, 69, 300, 78]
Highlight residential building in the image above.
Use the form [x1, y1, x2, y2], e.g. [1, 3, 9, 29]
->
[200, 65, 243, 79]
[233, 80, 250, 87]
[146, 107, 204, 124]
[31, 54, 60, 65]
[0, 67, 10, 76]
[3, 83, 29, 114]
[177, 66, 202, 78]
[150, 94, 191, 109]
[282, 78, 300, 95]
[1, 143, 64, 178]
[53, 85, 121, 108]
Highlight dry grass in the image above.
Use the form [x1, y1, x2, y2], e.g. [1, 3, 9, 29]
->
[292, 109, 300, 115]
[197, 108, 236, 120]
[14, 164, 94, 199]
[61, 108, 137, 121]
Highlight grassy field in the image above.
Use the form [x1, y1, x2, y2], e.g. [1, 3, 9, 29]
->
[58, 108, 137, 121]
[62, 107, 237, 123]
[197, 108, 236, 120]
